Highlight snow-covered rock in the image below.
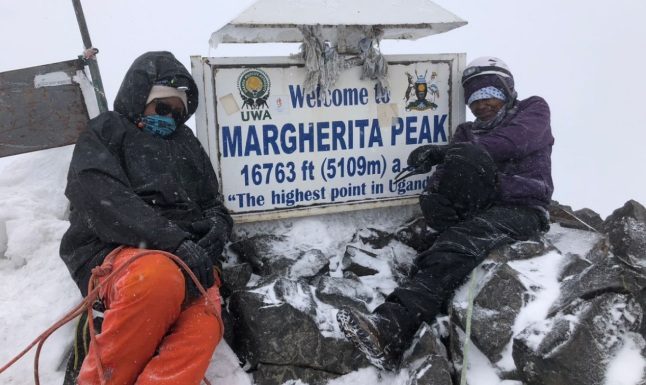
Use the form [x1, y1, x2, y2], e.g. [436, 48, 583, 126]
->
[513, 294, 644, 385]
[221, 201, 646, 385]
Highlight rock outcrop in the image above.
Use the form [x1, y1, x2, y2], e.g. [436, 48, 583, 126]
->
[222, 200, 646, 385]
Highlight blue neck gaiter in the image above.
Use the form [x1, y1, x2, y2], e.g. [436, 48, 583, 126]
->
[141, 115, 177, 137]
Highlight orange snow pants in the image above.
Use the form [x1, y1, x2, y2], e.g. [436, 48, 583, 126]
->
[77, 247, 223, 385]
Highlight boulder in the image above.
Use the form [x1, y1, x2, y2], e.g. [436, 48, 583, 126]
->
[314, 276, 374, 313]
[488, 237, 555, 263]
[229, 234, 291, 276]
[476, 264, 525, 360]
[351, 227, 394, 249]
[228, 283, 369, 377]
[557, 253, 592, 282]
[549, 201, 602, 232]
[254, 363, 339, 385]
[451, 263, 527, 363]
[407, 355, 453, 385]
[341, 245, 380, 276]
[221, 262, 253, 297]
[514, 293, 644, 385]
[548, 201, 584, 230]
[584, 237, 611, 264]
[221, 305, 236, 347]
[549, 246, 646, 317]
[390, 242, 418, 284]
[289, 249, 330, 279]
[402, 322, 448, 366]
[573, 207, 604, 232]
[402, 323, 453, 385]
[603, 199, 646, 266]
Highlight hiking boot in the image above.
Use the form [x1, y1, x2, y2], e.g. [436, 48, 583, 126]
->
[336, 309, 403, 371]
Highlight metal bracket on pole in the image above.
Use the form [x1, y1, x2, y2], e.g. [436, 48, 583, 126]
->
[71, 0, 108, 113]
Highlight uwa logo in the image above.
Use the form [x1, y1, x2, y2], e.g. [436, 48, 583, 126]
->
[237, 69, 272, 121]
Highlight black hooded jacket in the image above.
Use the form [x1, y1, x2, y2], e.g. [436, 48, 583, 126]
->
[60, 51, 232, 295]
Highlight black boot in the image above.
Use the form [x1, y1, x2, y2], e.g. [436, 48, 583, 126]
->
[336, 308, 409, 371]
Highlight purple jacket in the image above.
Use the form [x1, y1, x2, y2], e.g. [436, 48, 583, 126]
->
[438, 96, 554, 207]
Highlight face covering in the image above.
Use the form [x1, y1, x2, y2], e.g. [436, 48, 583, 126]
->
[141, 115, 177, 137]
[473, 106, 508, 130]
[472, 100, 520, 132]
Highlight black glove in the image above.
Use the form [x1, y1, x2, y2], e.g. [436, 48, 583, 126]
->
[419, 192, 459, 232]
[407, 145, 449, 173]
[191, 216, 230, 263]
[173, 240, 215, 300]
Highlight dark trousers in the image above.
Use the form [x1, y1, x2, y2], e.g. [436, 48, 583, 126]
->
[374, 144, 547, 346]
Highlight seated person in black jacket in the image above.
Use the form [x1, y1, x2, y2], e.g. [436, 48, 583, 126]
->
[59, 51, 232, 385]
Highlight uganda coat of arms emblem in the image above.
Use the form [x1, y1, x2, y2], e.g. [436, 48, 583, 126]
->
[404, 70, 440, 111]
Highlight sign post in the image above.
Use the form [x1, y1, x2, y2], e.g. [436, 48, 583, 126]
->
[71, 0, 108, 113]
[193, 54, 465, 222]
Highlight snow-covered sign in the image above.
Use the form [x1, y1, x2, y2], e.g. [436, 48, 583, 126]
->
[209, 0, 467, 52]
[193, 54, 465, 222]
[0, 60, 99, 158]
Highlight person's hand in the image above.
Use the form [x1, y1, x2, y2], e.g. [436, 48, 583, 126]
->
[173, 240, 215, 300]
[191, 219, 225, 258]
[419, 192, 459, 231]
[407, 145, 448, 173]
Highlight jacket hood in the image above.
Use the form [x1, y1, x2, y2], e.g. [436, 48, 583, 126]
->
[113, 51, 198, 125]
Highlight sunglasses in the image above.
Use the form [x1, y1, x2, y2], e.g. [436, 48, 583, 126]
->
[153, 99, 186, 123]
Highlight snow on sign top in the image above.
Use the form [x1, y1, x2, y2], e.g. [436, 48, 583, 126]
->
[210, 0, 466, 49]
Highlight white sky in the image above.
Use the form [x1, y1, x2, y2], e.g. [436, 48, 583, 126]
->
[1, 0, 646, 218]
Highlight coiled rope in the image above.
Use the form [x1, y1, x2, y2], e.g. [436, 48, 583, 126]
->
[0, 246, 222, 385]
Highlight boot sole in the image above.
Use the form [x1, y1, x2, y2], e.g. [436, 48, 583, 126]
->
[336, 310, 392, 370]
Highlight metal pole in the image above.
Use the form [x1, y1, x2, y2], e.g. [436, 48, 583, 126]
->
[71, 0, 108, 113]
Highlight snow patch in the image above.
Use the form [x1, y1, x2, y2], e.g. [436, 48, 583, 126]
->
[250, 281, 281, 306]
[289, 249, 328, 278]
[453, 261, 498, 306]
[593, 297, 642, 352]
[604, 333, 646, 385]
[280, 281, 314, 314]
[326, 366, 409, 385]
[453, 327, 503, 385]
[205, 342, 254, 385]
[34, 71, 72, 88]
[309, 288, 347, 338]
[496, 251, 564, 370]
[545, 223, 601, 256]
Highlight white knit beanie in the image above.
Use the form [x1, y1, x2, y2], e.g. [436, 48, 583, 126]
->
[146, 85, 188, 110]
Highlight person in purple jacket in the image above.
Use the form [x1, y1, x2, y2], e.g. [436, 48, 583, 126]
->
[337, 56, 554, 370]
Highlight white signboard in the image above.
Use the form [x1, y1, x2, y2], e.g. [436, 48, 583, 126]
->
[193, 54, 465, 222]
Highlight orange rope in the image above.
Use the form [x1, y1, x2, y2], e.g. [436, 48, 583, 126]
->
[0, 247, 223, 385]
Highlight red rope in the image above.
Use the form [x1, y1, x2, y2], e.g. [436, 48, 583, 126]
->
[0, 247, 223, 385]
